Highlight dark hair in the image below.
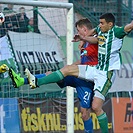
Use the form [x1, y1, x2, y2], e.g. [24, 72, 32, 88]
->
[19, 7, 25, 10]
[75, 18, 92, 29]
[3, 7, 9, 11]
[100, 13, 115, 25]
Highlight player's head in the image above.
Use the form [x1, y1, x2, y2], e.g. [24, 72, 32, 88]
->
[29, 17, 34, 26]
[75, 18, 92, 37]
[19, 7, 25, 14]
[0, 12, 5, 24]
[7, 4, 14, 10]
[99, 13, 115, 32]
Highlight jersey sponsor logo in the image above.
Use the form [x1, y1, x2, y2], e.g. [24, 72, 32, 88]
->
[98, 36, 106, 46]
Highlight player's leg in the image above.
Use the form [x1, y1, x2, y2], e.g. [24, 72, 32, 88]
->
[27, 65, 86, 88]
[56, 76, 76, 88]
[92, 96, 107, 133]
[74, 78, 94, 133]
[81, 107, 93, 133]
[28, 64, 95, 89]
[91, 70, 116, 133]
[8, 68, 46, 88]
[57, 76, 94, 132]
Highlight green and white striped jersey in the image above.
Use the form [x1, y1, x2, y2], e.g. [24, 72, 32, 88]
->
[95, 26, 127, 71]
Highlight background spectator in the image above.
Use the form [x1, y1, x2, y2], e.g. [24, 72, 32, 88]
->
[3, 4, 18, 32]
[3, 4, 16, 14]
[28, 17, 40, 33]
[16, 7, 29, 32]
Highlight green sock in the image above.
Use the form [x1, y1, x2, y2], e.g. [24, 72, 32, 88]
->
[97, 112, 108, 133]
[37, 70, 64, 86]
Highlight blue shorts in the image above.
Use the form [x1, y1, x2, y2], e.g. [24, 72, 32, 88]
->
[57, 76, 94, 109]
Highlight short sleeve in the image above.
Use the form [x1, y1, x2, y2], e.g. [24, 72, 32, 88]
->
[114, 26, 128, 38]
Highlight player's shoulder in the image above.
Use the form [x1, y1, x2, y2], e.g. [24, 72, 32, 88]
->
[113, 25, 124, 30]
[113, 25, 127, 38]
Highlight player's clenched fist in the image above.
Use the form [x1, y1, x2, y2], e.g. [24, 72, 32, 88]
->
[0, 64, 9, 73]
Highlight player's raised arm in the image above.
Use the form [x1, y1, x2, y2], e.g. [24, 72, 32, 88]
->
[124, 20, 133, 33]
[79, 28, 98, 44]
[81, 36, 98, 44]
[72, 31, 98, 44]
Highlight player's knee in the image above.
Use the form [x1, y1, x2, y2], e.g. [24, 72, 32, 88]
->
[81, 110, 90, 121]
[91, 97, 104, 115]
[91, 104, 102, 115]
[92, 105, 98, 112]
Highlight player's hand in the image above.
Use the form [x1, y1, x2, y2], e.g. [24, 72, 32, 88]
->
[0, 64, 9, 73]
[72, 34, 82, 42]
[130, 20, 133, 29]
[78, 41, 84, 50]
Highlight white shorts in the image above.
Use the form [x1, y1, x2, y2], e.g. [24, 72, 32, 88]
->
[78, 65, 116, 100]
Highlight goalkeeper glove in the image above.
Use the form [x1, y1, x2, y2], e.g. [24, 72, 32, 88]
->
[0, 64, 9, 73]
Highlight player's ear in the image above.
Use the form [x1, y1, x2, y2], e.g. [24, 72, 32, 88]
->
[109, 22, 113, 28]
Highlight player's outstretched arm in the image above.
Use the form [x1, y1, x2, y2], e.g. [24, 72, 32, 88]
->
[72, 34, 98, 44]
[124, 20, 133, 33]
[72, 28, 96, 42]
[82, 36, 98, 44]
